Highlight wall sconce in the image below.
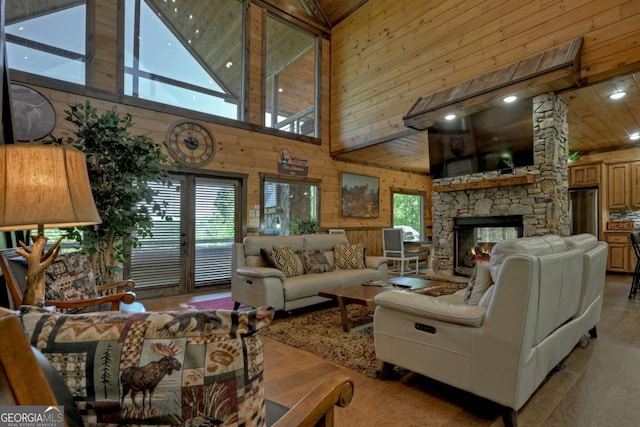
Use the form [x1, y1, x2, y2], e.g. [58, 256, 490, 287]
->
[276, 217, 281, 229]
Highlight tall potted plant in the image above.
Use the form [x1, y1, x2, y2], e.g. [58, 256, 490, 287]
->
[50, 100, 172, 284]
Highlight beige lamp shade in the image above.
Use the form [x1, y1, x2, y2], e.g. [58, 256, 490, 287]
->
[0, 144, 101, 231]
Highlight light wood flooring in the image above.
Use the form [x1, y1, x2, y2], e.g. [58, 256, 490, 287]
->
[143, 275, 640, 426]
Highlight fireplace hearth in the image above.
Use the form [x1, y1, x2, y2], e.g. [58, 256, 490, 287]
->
[454, 216, 523, 276]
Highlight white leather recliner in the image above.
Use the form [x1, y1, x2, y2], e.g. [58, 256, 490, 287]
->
[373, 234, 607, 426]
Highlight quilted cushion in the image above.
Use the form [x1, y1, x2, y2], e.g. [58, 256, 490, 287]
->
[272, 245, 303, 277]
[20, 305, 275, 426]
[45, 252, 98, 302]
[333, 243, 365, 269]
[299, 250, 331, 274]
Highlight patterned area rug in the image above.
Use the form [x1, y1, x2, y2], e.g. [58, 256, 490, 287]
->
[261, 283, 465, 379]
[262, 304, 382, 378]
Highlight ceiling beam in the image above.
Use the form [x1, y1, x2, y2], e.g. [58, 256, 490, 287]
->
[403, 37, 584, 131]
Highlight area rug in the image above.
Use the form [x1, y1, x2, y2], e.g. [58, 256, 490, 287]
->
[262, 304, 382, 378]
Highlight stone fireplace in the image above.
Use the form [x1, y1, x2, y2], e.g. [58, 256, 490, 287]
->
[430, 93, 570, 277]
[453, 215, 523, 276]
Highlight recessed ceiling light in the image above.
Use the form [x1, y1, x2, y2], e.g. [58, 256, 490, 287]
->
[225, 61, 233, 68]
[630, 132, 640, 141]
[503, 95, 517, 103]
[610, 91, 626, 100]
[444, 114, 456, 121]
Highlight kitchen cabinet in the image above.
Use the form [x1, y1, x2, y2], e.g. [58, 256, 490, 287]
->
[605, 161, 640, 210]
[607, 163, 630, 210]
[569, 164, 600, 188]
[631, 162, 640, 208]
[605, 232, 636, 272]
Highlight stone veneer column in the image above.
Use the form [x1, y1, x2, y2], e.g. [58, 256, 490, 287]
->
[430, 93, 570, 275]
[533, 93, 570, 237]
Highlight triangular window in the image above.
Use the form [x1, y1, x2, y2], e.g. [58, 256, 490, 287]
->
[124, 0, 243, 119]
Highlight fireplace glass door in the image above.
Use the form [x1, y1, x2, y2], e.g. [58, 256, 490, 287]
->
[454, 216, 523, 276]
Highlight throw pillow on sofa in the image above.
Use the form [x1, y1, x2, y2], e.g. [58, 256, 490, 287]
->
[333, 243, 366, 269]
[272, 245, 304, 277]
[260, 247, 278, 268]
[463, 262, 493, 305]
[299, 250, 332, 274]
[20, 305, 275, 426]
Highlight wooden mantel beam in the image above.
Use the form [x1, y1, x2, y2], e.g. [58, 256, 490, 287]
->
[433, 175, 535, 193]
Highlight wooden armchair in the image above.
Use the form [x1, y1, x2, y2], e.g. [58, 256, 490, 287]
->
[7, 306, 354, 426]
[0, 306, 59, 406]
[0, 248, 141, 312]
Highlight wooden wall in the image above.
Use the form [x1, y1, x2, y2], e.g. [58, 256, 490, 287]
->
[330, 0, 640, 152]
[15, 1, 430, 256]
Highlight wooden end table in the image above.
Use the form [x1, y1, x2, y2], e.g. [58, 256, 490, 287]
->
[317, 277, 442, 332]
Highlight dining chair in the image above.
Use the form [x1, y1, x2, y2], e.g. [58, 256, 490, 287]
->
[382, 228, 421, 276]
[629, 231, 640, 298]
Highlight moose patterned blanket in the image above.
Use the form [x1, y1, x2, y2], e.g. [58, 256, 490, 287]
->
[20, 305, 274, 426]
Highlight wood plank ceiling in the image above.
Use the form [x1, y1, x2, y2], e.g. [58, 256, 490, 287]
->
[272, 1, 640, 174]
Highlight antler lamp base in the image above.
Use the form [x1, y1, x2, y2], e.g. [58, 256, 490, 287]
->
[17, 233, 61, 307]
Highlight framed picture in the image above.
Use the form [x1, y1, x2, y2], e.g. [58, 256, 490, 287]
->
[341, 172, 379, 218]
[10, 83, 56, 141]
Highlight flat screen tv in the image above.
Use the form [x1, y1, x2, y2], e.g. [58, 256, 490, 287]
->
[428, 97, 534, 179]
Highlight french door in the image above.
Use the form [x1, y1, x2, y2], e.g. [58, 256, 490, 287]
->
[128, 173, 243, 297]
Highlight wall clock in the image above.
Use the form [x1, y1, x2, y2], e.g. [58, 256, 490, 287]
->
[166, 120, 216, 167]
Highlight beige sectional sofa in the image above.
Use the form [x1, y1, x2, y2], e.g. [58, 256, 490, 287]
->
[373, 234, 607, 426]
[232, 233, 388, 311]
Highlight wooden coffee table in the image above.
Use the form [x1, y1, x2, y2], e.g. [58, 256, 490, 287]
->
[317, 277, 445, 332]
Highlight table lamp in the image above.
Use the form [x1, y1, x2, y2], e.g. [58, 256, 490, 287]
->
[0, 144, 101, 306]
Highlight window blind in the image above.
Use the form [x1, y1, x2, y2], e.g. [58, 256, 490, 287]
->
[130, 179, 182, 288]
[194, 178, 237, 286]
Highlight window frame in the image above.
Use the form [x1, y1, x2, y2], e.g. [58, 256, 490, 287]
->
[5, 0, 89, 86]
[260, 173, 321, 236]
[263, 11, 320, 138]
[122, 0, 246, 121]
[391, 188, 426, 242]
[6, 0, 323, 146]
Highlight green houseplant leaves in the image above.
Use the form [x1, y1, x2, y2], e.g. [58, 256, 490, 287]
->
[53, 100, 172, 283]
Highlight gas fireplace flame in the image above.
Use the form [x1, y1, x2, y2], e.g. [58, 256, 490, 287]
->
[471, 246, 491, 262]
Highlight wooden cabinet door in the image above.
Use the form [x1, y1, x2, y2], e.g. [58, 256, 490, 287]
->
[631, 161, 640, 209]
[569, 164, 600, 188]
[607, 163, 630, 210]
[606, 233, 631, 272]
[607, 242, 629, 271]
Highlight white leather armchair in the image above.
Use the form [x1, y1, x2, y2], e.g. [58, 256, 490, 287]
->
[373, 234, 607, 427]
